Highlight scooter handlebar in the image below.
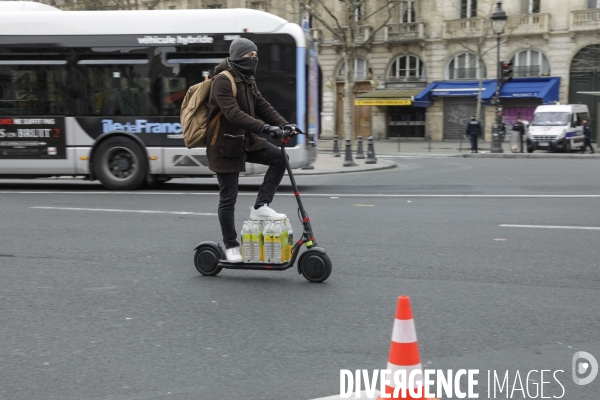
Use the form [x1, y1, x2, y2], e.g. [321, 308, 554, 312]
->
[282, 124, 303, 139]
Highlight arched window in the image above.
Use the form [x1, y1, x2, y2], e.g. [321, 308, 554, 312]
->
[338, 58, 369, 80]
[388, 55, 425, 81]
[447, 52, 486, 80]
[510, 49, 550, 77]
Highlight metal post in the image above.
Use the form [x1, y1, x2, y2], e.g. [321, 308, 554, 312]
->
[490, 34, 504, 153]
[356, 136, 365, 159]
[365, 136, 377, 164]
[332, 135, 341, 157]
[343, 139, 357, 166]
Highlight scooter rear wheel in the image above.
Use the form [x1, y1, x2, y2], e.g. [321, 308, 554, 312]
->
[298, 249, 332, 283]
[194, 245, 222, 276]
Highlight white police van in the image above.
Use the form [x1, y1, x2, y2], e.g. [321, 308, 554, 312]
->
[527, 104, 589, 153]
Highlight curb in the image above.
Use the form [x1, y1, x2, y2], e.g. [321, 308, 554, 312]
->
[292, 159, 396, 175]
[458, 153, 600, 159]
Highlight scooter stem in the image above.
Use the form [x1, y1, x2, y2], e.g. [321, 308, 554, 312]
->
[280, 142, 317, 248]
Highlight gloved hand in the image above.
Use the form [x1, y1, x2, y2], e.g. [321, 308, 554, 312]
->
[263, 125, 283, 139]
[282, 124, 302, 134]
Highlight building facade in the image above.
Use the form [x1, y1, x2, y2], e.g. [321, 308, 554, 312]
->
[38, 0, 600, 141]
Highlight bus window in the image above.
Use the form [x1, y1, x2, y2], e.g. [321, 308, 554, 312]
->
[158, 51, 226, 115]
[73, 51, 158, 116]
[0, 55, 68, 115]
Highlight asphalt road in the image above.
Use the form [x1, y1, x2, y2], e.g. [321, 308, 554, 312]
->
[1, 157, 599, 400]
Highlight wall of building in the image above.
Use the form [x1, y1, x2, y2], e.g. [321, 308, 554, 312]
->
[40, 0, 600, 142]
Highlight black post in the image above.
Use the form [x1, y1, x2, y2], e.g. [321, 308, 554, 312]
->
[343, 139, 356, 166]
[332, 135, 341, 157]
[365, 136, 377, 164]
[491, 34, 504, 153]
[356, 136, 365, 159]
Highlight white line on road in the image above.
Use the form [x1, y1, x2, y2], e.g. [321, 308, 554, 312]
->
[500, 224, 600, 231]
[31, 206, 217, 216]
[4, 192, 600, 198]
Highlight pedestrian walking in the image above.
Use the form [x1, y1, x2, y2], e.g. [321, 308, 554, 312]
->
[206, 38, 297, 263]
[580, 118, 595, 154]
[512, 117, 526, 153]
[466, 116, 482, 153]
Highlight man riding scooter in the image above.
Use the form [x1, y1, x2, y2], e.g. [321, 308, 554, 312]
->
[206, 38, 298, 263]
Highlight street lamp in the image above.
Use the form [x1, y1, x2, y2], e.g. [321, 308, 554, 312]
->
[490, 1, 508, 153]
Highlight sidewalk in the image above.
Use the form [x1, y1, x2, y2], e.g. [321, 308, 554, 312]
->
[293, 153, 396, 175]
[314, 138, 600, 158]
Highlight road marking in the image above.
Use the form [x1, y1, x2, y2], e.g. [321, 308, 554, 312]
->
[4, 192, 600, 198]
[354, 204, 375, 207]
[500, 224, 600, 231]
[31, 206, 217, 216]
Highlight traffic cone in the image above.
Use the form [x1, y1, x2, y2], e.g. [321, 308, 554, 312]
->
[376, 296, 437, 400]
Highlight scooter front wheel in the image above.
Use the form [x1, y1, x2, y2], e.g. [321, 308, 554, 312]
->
[194, 245, 222, 276]
[298, 249, 332, 283]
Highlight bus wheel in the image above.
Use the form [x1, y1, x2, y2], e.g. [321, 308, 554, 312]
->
[94, 137, 147, 190]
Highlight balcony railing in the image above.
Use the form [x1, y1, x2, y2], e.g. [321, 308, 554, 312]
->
[507, 13, 550, 35]
[310, 28, 322, 42]
[331, 25, 372, 44]
[571, 9, 600, 31]
[383, 22, 426, 42]
[513, 65, 544, 77]
[450, 68, 482, 80]
[444, 17, 486, 39]
[385, 76, 427, 82]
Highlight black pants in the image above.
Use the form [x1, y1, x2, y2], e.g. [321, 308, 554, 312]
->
[469, 134, 479, 151]
[216, 142, 287, 249]
[581, 138, 595, 153]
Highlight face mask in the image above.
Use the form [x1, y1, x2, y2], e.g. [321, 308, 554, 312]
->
[235, 57, 259, 76]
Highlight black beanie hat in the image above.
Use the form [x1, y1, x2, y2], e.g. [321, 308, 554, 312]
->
[229, 38, 258, 60]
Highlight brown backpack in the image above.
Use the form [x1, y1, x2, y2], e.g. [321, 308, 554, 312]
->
[180, 70, 236, 149]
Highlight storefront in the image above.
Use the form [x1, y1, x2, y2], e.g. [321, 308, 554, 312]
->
[354, 89, 425, 138]
[414, 80, 496, 140]
[414, 77, 560, 140]
[500, 77, 560, 125]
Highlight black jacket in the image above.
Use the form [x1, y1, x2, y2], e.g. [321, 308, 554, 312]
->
[466, 120, 482, 136]
[583, 122, 592, 138]
[206, 59, 287, 174]
[513, 121, 526, 135]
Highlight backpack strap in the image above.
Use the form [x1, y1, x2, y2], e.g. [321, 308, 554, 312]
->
[209, 70, 238, 146]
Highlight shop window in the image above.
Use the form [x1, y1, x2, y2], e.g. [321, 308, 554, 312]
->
[388, 55, 425, 81]
[338, 58, 368, 80]
[460, 0, 477, 18]
[521, 0, 540, 14]
[447, 52, 486, 80]
[510, 49, 550, 77]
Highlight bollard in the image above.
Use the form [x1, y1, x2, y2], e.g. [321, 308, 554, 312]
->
[365, 136, 377, 164]
[356, 136, 365, 159]
[343, 139, 357, 167]
[332, 135, 341, 157]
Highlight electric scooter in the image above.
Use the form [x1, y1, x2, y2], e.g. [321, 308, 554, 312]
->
[193, 126, 332, 283]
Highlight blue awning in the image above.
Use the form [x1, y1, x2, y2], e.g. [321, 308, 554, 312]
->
[413, 77, 561, 107]
[499, 77, 560, 104]
[413, 80, 496, 107]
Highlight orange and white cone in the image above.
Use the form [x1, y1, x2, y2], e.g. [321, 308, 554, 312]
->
[376, 296, 437, 400]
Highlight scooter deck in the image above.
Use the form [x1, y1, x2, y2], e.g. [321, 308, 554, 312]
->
[217, 260, 294, 271]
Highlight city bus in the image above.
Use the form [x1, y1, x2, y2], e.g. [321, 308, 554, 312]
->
[0, 2, 319, 189]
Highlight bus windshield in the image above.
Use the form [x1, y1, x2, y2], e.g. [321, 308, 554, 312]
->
[532, 112, 570, 126]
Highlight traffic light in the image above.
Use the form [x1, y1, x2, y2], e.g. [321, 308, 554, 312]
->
[501, 61, 513, 85]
